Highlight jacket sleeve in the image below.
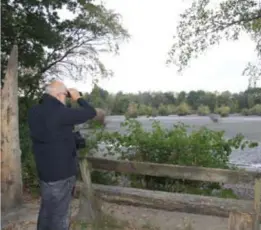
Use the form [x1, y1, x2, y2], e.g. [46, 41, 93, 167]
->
[58, 98, 97, 125]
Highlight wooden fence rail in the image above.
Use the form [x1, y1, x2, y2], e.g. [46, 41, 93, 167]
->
[85, 156, 261, 184]
[78, 156, 261, 230]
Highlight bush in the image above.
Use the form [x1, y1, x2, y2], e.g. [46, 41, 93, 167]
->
[166, 104, 176, 115]
[249, 104, 261, 116]
[241, 108, 250, 116]
[158, 103, 176, 116]
[158, 103, 168, 116]
[176, 102, 191, 116]
[215, 105, 230, 117]
[20, 123, 40, 193]
[197, 105, 210, 116]
[241, 104, 261, 116]
[138, 104, 153, 117]
[100, 119, 257, 197]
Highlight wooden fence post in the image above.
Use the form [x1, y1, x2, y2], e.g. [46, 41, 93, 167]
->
[74, 159, 101, 224]
[253, 178, 261, 230]
[228, 178, 261, 230]
[228, 211, 254, 230]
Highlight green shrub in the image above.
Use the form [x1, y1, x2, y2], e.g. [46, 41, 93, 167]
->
[197, 105, 210, 116]
[20, 123, 40, 193]
[241, 104, 261, 116]
[176, 102, 191, 116]
[158, 103, 168, 116]
[166, 104, 176, 115]
[138, 104, 150, 116]
[241, 108, 250, 116]
[249, 104, 261, 116]
[215, 105, 230, 117]
[100, 119, 257, 197]
[91, 171, 118, 185]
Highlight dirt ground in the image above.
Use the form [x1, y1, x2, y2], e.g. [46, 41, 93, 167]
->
[1, 195, 230, 230]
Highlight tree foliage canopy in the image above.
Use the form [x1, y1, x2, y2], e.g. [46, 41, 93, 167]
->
[167, 0, 261, 83]
[82, 85, 261, 117]
[1, 0, 129, 97]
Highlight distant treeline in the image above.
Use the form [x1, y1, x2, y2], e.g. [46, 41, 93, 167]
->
[81, 85, 261, 117]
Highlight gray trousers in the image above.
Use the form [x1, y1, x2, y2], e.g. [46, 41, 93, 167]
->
[37, 176, 76, 230]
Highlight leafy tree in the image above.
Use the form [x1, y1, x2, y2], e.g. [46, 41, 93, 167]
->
[112, 92, 130, 114]
[2, 0, 128, 222]
[245, 103, 261, 115]
[82, 84, 261, 116]
[176, 102, 191, 116]
[187, 90, 204, 110]
[197, 105, 210, 116]
[1, 0, 129, 99]
[167, 0, 261, 82]
[87, 84, 113, 112]
[125, 102, 138, 118]
[246, 87, 261, 104]
[138, 104, 153, 116]
[158, 103, 169, 116]
[215, 105, 231, 117]
[176, 91, 187, 105]
[166, 104, 176, 115]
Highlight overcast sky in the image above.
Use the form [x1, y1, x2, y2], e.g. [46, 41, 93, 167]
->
[64, 0, 259, 94]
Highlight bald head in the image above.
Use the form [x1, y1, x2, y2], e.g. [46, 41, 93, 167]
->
[45, 80, 67, 104]
[46, 80, 67, 94]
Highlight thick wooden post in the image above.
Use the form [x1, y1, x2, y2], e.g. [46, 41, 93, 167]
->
[75, 159, 101, 223]
[1, 45, 23, 212]
[228, 211, 254, 230]
[253, 178, 261, 230]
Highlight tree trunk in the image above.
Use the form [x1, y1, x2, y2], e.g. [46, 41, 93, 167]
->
[1, 45, 23, 212]
[228, 211, 254, 230]
[75, 159, 102, 223]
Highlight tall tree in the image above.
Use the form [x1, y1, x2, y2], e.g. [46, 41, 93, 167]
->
[1, 0, 129, 99]
[167, 0, 261, 83]
[1, 0, 129, 220]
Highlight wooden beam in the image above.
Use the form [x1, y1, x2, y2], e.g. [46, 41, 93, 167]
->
[75, 159, 102, 222]
[253, 178, 261, 230]
[84, 157, 261, 184]
[228, 211, 255, 230]
[75, 182, 261, 219]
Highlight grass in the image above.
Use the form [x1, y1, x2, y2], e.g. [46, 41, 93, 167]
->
[71, 213, 132, 230]
[70, 214, 195, 230]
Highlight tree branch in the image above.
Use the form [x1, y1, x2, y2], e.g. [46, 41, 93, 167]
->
[214, 12, 261, 32]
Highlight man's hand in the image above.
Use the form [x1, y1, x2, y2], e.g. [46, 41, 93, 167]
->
[93, 108, 106, 124]
[67, 88, 81, 101]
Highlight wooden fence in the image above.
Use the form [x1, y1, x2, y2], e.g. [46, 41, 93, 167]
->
[78, 156, 261, 230]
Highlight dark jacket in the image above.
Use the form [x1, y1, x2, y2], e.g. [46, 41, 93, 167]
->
[28, 94, 97, 182]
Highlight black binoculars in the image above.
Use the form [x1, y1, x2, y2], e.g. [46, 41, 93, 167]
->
[66, 91, 83, 98]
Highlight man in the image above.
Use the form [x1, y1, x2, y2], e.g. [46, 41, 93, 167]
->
[28, 81, 104, 230]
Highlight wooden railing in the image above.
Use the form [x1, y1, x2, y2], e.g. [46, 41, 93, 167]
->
[78, 156, 261, 230]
